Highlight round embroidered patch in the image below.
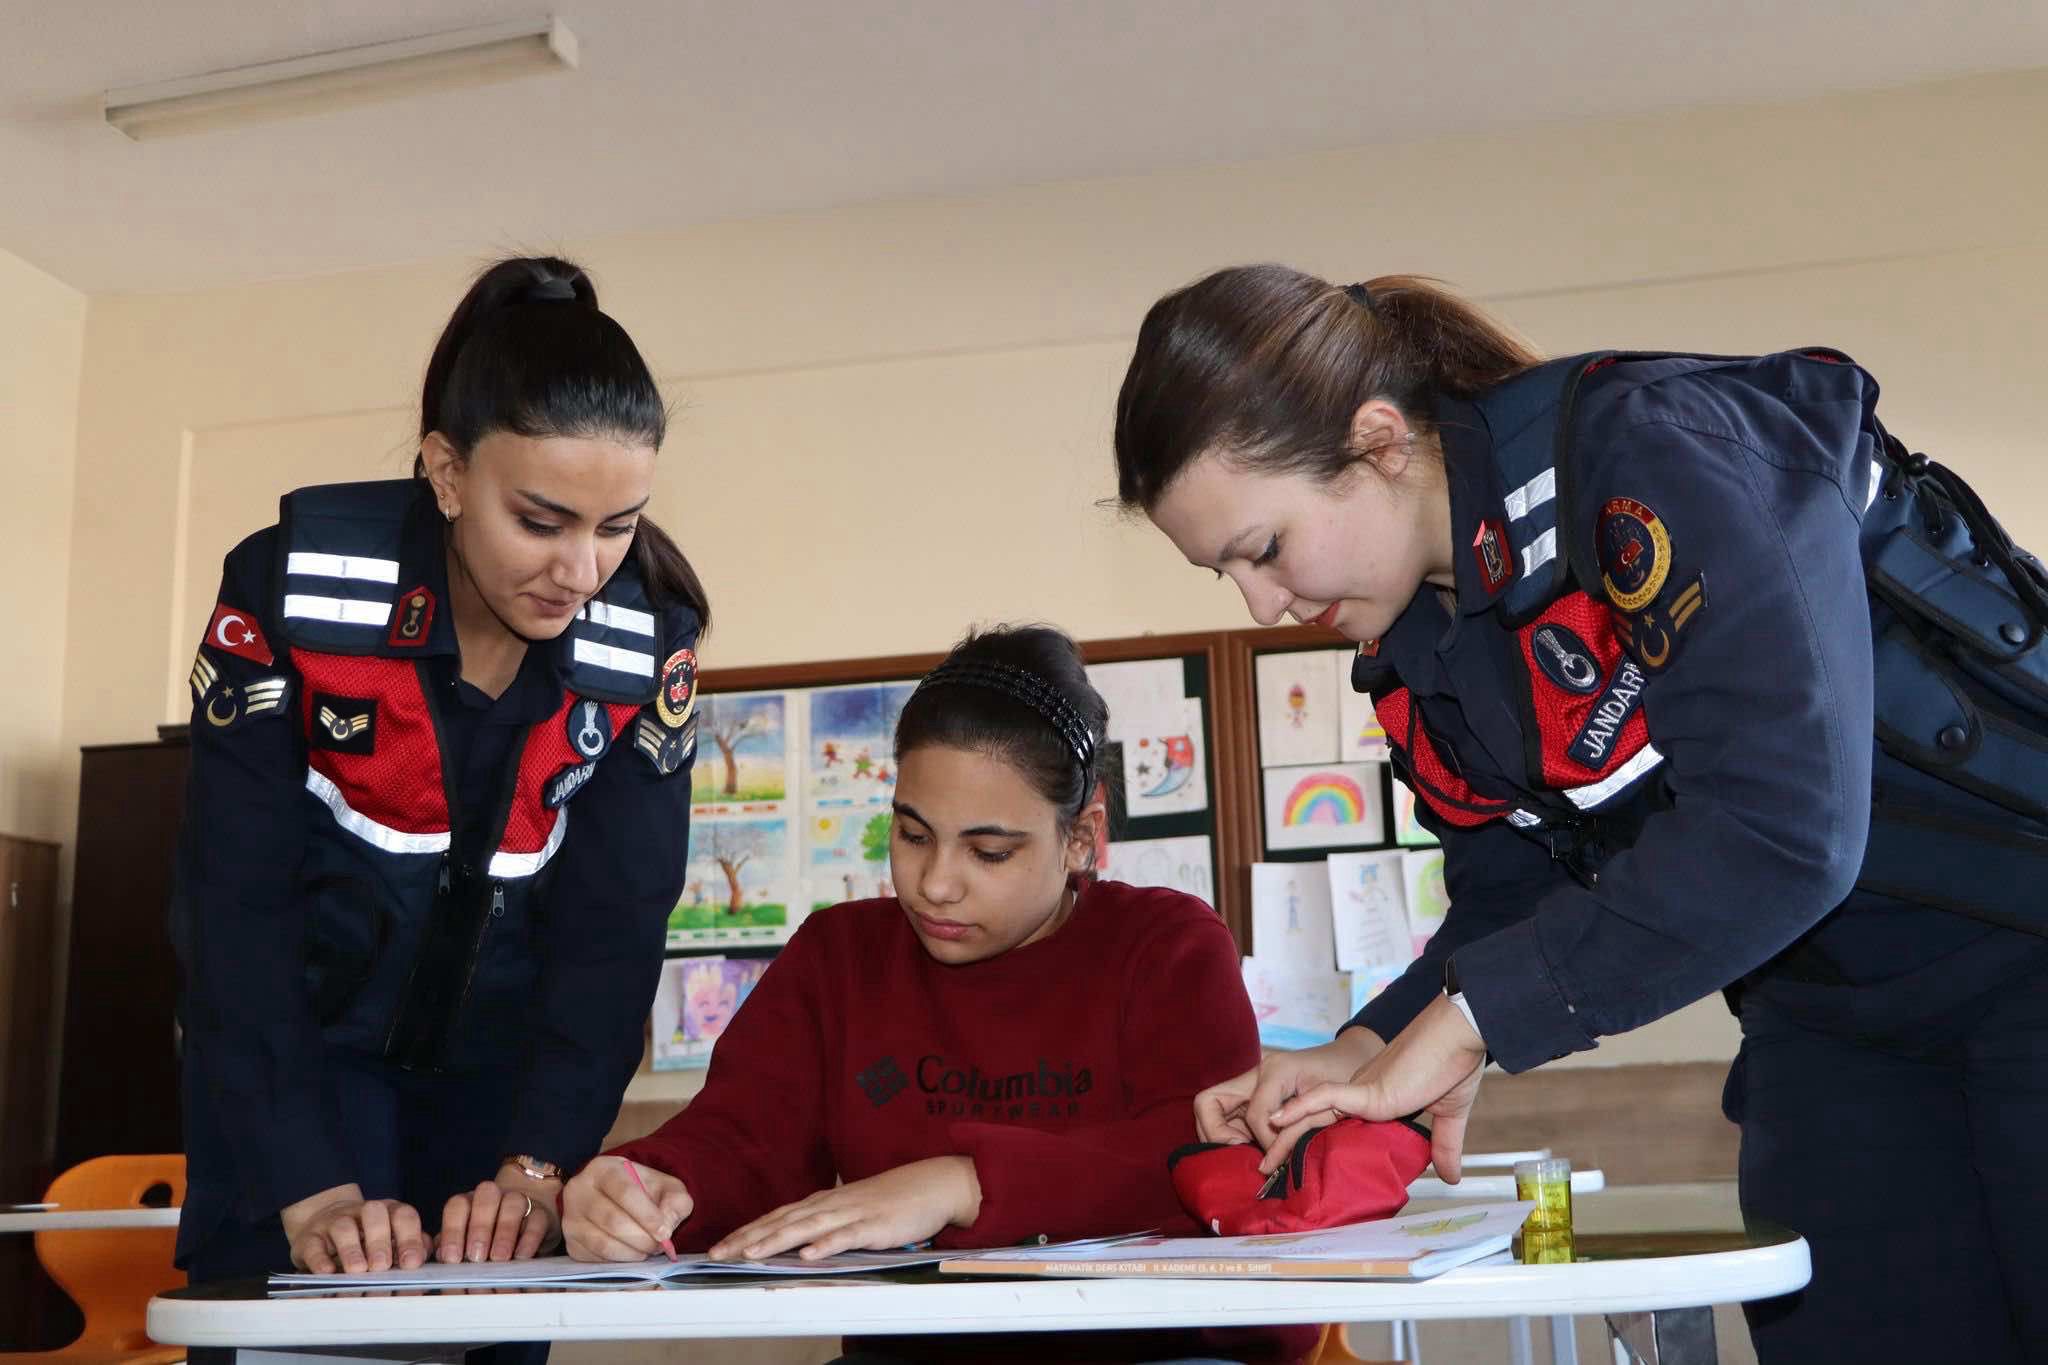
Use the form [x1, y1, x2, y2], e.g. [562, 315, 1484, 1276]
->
[656, 647, 698, 729]
[1529, 624, 1603, 695]
[1598, 497, 1671, 612]
[565, 696, 612, 760]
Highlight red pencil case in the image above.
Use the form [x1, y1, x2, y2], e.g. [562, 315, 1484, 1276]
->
[1168, 1117, 1431, 1235]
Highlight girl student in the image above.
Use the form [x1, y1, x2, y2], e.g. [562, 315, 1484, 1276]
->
[561, 625, 1318, 1365]
[1112, 264, 2048, 1363]
[171, 256, 709, 1288]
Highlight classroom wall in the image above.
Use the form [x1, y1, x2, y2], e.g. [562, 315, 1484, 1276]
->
[56, 67, 2048, 1087]
[0, 245, 84, 847]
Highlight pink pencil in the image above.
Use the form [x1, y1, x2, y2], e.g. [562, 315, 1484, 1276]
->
[620, 1157, 679, 1261]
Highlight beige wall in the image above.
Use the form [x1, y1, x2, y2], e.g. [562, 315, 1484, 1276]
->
[59, 68, 2048, 1086]
[0, 245, 84, 844]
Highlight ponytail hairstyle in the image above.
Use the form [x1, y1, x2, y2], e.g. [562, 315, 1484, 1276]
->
[1113, 265, 1541, 512]
[896, 625, 1112, 847]
[417, 255, 710, 629]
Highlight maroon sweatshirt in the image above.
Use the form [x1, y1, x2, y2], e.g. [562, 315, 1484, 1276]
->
[611, 878, 1316, 1363]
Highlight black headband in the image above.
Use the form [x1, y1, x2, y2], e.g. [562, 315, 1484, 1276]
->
[1343, 282, 1376, 314]
[912, 660, 1097, 774]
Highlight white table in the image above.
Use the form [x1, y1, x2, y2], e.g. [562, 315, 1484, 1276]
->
[0, 1207, 182, 1233]
[150, 1222, 1804, 1364]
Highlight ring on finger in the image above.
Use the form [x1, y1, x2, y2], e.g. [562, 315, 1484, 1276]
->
[521, 1192, 534, 1221]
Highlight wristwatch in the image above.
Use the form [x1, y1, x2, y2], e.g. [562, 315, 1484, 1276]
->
[502, 1153, 564, 1183]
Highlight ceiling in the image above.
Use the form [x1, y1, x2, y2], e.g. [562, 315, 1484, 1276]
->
[6, 0, 2048, 294]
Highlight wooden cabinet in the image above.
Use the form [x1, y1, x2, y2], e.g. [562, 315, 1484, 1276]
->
[0, 832, 61, 1348]
[54, 738, 188, 1170]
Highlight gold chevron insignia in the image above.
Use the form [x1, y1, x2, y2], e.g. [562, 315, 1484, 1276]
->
[244, 679, 290, 716]
[318, 706, 370, 740]
[189, 651, 218, 703]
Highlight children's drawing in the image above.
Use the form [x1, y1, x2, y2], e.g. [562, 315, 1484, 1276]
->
[807, 809, 895, 909]
[1120, 697, 1209, 818]
[1103, 835, 1215, 909]
[1254, 649, 1343, 768]
[1325, 850, 1414, 972]
[1391, 776, 1440, 847]
[1240, 956, 1353, 1051]
[1263, 762, 1386, 851]
[1250, 861, 1337, 974]
[1401, 848, 1449, 954]
[807, 683, 915, 807]
[691, 691, 791, 808]
[651, 956, 773, 1070]
[669, 816, 796, 948]
[1338, 671, 1389, 763]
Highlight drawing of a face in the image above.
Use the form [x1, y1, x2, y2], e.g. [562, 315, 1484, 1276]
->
[683, 963, 740, 1039]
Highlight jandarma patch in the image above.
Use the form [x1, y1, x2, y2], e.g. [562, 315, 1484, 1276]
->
[565, 697, 613, 761]
[388, 586, 434, 647]
[655, 648, 698, 729]
[1598, 497, 1671, 612]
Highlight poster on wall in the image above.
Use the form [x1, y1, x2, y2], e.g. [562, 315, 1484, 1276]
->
[1325, 850, 1413, 973]
[1254, 650, 1342, 768]
[807, 683, 916, 808]
[1337, 670, 1389, 763]
[1249, 860, 1337, 973]
[668, 815, 797, 949]
[1085, 658, 1186, 744]
[691, 690, 794, 813]
[650, 955, 772, 1071]
[1102, 834, 1215, 910]
[1400, 848, 1449, 954]
[1262, 762, 1387, 851]
[1241, 957, 1355, 1051]
[1391, 776, 1440, 847]
[805, 808, 896, 910]
[1120, 697, 1209, 819]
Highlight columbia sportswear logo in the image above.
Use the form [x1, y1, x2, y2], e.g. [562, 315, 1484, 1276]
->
[856, 1056, 908, 1107]
[918, 1055, 1094, 1121]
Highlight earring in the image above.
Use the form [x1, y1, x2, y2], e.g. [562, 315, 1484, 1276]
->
[441, 504, 456, 522]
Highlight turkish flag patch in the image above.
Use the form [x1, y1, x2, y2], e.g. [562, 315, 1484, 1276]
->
[204, 602, 274, 665]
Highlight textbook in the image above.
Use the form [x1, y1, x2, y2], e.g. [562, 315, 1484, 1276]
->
[939, 1201, 1533, 1281]
[267, 1233, 1148, 1291]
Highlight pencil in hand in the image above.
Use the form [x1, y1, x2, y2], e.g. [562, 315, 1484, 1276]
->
[620, 1157, 680, 1262]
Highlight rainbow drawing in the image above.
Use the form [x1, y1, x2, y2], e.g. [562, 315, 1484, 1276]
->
[1282, 771, 1368, 827]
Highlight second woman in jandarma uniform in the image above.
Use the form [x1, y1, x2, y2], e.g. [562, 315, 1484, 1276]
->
[171, 256, 708, 1302]
[1114, 265, 2048, 1364]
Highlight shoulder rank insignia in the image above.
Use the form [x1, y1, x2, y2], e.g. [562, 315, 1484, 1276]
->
[189, 651, 292, 732]
[635, 710, 698, 775]
[1615, 573, 1707, 675]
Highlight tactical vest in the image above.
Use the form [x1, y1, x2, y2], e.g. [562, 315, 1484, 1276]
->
[276, 481, 690, 1069]
[1367, 353, 2048, 933]
[1361, 357, 1673, 861]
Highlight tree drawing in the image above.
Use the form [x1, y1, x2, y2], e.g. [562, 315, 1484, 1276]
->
[706, 821, 779, 915]
[859, 811, 892, 866]
[711, 708, 770, 797]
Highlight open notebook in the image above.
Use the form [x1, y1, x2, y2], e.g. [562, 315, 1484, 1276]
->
[940, 1201, 1533, 1280]
[268, 1233, 1148, 1291]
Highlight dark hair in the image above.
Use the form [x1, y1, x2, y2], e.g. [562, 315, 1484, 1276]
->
[417, 255, 710, 628]
[895, 625, 1110, 837]
[1113, 264, 1542, 511]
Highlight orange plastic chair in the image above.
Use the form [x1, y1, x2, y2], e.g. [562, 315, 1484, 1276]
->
[13, 1154, 187, 1365]
[1304, 1321, 1399, 1364]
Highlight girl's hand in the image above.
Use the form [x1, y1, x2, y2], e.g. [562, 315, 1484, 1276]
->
[709, 1157, 981, 1262]
[1196, 1027, 1385, 1160]
[280, 1183, 427, 1274]
[434, 1165, 561, 1264]
[561, 1158, 694, 1263]
[1268, 994, 1486, 1179]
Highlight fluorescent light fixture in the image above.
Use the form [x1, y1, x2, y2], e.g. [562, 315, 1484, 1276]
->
[103, 17, 578, 141]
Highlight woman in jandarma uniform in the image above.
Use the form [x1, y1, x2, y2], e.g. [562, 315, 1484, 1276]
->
[171, 256, 709, 1296]
[1114, 265, 2048, 1363]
